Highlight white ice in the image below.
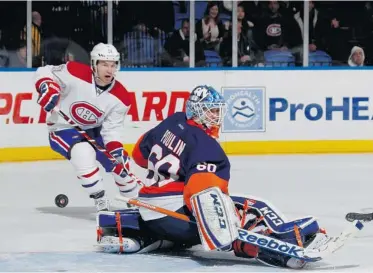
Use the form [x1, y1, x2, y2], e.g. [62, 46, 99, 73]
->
[1, 154, 373, 272]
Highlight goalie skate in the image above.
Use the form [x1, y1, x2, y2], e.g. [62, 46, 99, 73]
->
[96, 236, 141, 253]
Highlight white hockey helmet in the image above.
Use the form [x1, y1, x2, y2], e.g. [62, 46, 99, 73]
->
[90, 43, 120, 73]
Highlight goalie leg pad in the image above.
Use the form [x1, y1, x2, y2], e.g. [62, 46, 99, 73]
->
[191, 187, 239, 251]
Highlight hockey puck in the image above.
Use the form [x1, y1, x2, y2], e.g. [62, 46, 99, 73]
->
[55, 194, 69, 208]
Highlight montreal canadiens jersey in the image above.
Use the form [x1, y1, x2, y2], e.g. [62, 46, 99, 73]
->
[34, 61, 131, 146]
[132, 112, 231, 220]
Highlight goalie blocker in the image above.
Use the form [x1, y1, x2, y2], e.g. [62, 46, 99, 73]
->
[96, 194, 329, 269]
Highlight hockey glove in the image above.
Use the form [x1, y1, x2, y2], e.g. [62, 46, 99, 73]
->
[36, 80, 61, 112]
[107, 141, 142, 186]
[109, 145, 131, 173]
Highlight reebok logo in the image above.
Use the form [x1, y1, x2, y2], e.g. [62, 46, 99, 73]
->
[237, 229, 303, 258]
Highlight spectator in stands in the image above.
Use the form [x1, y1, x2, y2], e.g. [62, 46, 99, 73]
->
[20, 11, 42, 67]
[314, 2, 345, 63]
[220, 21, 263, 67]
[348, 46, 365, 66]
[122, 22, 160, 67]
[287, 1, 328, 64]
[219, 4, 252, 36]
[256, 0, 290, 51]
[196, 1, 226, 52]
[223, 1, 264, 26]
[237, 4, 255, 41]
[162, 19, 205, 67]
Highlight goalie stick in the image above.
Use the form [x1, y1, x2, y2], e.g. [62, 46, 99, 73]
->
[114, 195, 364, 263]
[53, 106, 143, 185]
[346, 212, 373, 222]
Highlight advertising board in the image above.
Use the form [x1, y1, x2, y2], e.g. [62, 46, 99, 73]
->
[1, 69, 372, 162]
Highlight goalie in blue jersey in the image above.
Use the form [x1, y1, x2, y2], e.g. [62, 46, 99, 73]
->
[95, 85, 330, 269]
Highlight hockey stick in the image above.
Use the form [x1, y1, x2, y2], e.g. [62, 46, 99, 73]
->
[53, 106, 120, 164]
[346, 212, 373, 222]
[115, 195, 364, 263]
[53, 106, 142, 184]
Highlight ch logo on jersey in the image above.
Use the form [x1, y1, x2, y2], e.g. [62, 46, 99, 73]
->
[266, 24, 282, 37]
[70, 102, 104, 125]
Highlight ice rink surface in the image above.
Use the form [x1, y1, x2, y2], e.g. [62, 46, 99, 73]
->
[1, 154, 373, 272]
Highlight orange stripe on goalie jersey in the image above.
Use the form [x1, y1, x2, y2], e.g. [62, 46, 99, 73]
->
[131, 133, 148, 168]
[184, 173, 229, 211]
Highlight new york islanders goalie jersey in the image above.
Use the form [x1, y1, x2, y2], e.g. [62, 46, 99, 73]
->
[131, 112, 231, 221]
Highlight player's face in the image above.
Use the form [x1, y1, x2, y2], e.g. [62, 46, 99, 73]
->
[96, 61, 117, 85]
[206, 107, 222, 126]
[203, 107, 224, 139]
[353, 50, 364, 65]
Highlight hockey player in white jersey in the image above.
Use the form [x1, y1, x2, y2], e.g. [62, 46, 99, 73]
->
[34, 43, 141, 211]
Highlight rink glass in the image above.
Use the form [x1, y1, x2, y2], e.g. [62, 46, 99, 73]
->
[0, 1, 370, 68]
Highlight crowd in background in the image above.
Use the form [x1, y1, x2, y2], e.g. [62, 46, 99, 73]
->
[0, 1, 370, 68]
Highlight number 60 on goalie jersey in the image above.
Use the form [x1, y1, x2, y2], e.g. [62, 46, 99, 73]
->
[131, 112, 231, 212]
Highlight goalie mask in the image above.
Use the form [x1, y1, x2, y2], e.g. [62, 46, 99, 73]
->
[186, 85, 227, 134]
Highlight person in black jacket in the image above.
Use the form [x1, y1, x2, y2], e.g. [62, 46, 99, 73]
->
[256, 0, 290, 51]
[162, 19, 205, 67]
[286, 1, 331, 64]
[220, 21, 264, 66]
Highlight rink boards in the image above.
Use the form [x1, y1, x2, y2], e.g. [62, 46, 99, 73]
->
[1, 68, 373, 162]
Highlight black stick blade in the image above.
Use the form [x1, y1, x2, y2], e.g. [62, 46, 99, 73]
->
[346, 212, 373, 222]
